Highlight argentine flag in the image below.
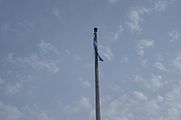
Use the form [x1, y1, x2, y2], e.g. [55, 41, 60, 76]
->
[93, 40, 103, 62]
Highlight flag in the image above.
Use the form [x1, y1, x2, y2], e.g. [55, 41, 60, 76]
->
[93, 40, 103, 62]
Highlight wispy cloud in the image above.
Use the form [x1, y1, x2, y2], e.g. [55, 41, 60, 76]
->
[100, 45, 114, 61]
[173, 53, 181, 74]
[17, 54, 59, 73]
[137, 40, 154, 57]
[113, 25, 123, 41]
[2, 74, 32, 96]
[126, 0, 175, 33]
[7, 40, 60, 73]
[52, 8, 64, 23]
[79, 78, 91, 88]
[154, 0, 175, 12]
[103, 79, 181, 120]
[0, 100, 22, 120]
[163, 81, 181, 120]
[36, 111, 51, 120]
[154, 62, 168, 72]
[38, 40, 59, 56]
[108, 0, 119, 3]
[133, 90, 148, 101]
[135, 74, 164, 91]
[1, 40, 61, 96]
[102, 25, 123, 42]
[52, 8, 60, 17]
[23, 105, 52, 120]
[5, 82, 23, 95]
[103, 91, 161, 120]
[168, 30, 180, 42]
[154, 0, 170, 11]
[127, 7, 150, 33]
[65, 96, 93, 114]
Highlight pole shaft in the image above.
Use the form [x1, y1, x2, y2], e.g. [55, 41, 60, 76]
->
[94, 27, 101, 120]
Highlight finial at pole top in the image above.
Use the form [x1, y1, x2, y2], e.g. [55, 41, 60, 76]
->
[94, 27, 98, 32]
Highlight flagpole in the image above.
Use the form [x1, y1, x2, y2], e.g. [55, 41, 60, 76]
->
[94, 27, 101, 120]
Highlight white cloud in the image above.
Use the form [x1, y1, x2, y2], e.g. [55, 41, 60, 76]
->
[2, 40, 61, 96]
[173, 54, 181, 73]
[113, 25, 123, 40]
[137, 40, 154, 49]
[7, 40, 60, 73]
[36, 111, 51, 120]
[80, 78, 91, 88]
[103, 79, 181, 120]
[65, 96, 93, 113]
[154, 0, 175, 12]
[7, 53, 14, 63]
[168, 30, 180, 42]
[154, 0, 169, 11]
[140, 59, 149, 67]
[0, 100, 22, 120]
[3, 75, 32, 96]
[79, 97, 92, 109]
[126, 0, 175, 33]
[154, 62, 168, 71]
[149, 75, 164, 90]
[135, 74, 164, 91]
[127, 7, 150, 33]
[108, 0, 119, 3]
[52, 8, 64, 23]
[163, 81, 181, 120]
[103, 25, 123, 42]
[52, 8, 60, 17]
[100, 45, 113, 61]
[5, 82, 23, 95]
[65, 50, 84, 62]
[38, 40, 59, 56]
[168, 107, 180, 120]
[137, 40, 154, 56]
[23, 105, 52, 120]
[103, 92, 162, 120]
[133, 91, 148, 101]
[18, 54, 59, 73]
[107, 82, 123, 93]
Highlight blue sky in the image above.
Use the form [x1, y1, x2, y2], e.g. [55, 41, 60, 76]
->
[0, 0, 181, 120]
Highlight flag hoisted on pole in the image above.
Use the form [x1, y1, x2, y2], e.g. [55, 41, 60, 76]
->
[93, 27, 102, 120]
[93, 28, 103, 62]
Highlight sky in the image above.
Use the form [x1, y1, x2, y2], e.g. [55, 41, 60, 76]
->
[0, 0, 181, 120]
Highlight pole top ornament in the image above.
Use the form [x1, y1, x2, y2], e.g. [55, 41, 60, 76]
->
[94, 27, 98, 32]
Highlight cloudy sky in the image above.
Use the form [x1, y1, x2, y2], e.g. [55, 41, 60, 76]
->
[0, 0, 181, 120]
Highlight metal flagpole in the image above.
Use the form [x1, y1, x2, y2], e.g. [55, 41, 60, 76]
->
[93, 27, 101, 120]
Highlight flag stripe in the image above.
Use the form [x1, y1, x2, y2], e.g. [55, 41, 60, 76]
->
[93, 40, 103, 62]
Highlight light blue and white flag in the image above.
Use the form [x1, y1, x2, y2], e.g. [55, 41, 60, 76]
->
[93, 40, 103, 62]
